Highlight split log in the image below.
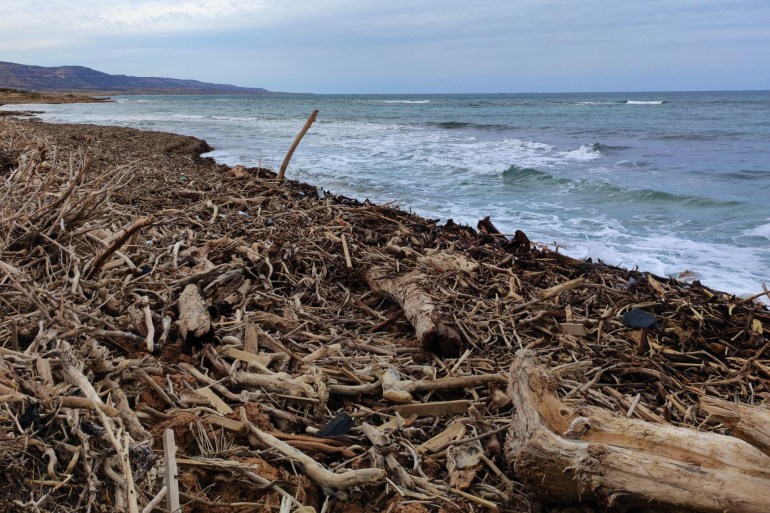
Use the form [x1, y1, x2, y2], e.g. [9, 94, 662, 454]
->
[701, 396, 770, 457]
[504, 349, 770, 513]
[365, 267, 462, 356]
[177, 284, 211, 341]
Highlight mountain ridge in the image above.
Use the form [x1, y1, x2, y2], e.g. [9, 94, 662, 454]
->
[0, 61, 273, 94]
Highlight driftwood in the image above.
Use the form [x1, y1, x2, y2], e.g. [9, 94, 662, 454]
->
[505, 349, 770, 512]
[365, 267, 462, 356]
[177, 284, 211, 341]
[85, 215, 154, 277]
[277, 109, 318, 181]
[163, 429, 181, 513]
[239, 408, 385, 499]
[701, 396, 770, 457]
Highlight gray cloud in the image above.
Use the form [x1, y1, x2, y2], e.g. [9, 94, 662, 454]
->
[2, 0, 768, 92]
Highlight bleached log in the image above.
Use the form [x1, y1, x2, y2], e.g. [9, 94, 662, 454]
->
[504, 349, 770, 513]
[701, 396, 770, 458]
[365, 267, 462, 356]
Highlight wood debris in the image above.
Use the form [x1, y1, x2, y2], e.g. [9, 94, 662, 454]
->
[1, 117, 769, 513]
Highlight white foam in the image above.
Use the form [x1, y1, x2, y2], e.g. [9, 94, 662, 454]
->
[503, 139, 553, 151]
[560, 144, 602, 161]
[626, 100, 665, 105]
[570, 232, 770, 299]
[364, 100, 430, 104]
[746, 221, 770, 239]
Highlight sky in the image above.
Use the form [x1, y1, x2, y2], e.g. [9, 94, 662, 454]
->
[2, 0, 769, 93]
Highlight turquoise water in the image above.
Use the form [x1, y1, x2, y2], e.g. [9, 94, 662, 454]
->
[7, 91, 770, 296]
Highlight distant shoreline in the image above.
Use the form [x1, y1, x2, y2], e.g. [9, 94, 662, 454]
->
[0, 88, 111, 106]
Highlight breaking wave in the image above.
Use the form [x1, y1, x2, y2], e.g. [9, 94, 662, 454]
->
[625, 100, 666, 105]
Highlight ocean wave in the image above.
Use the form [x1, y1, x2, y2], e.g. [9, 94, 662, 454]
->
[576, 101, 623, 105]
[428, 121, 512, 131]
[616, 159, 650, 169]
[362, 99, 430, 104]
[592, 142, 632, 152]
[746, 222, 770, 239]
[501, 165, 748, 209]
[560, 144, 602, 161]
[501, 166, 577, 187]
[655, 131, 746, 141]
[616, 188, 745, 208]
[720, 169, 770, 181]
[574, 234, 768, 299]
[625, 100, 666, 105]
[501, 138, 552, 151]
[172, 114, 207, 119]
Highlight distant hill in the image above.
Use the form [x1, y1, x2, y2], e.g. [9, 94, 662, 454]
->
[0, 61, 272, 95]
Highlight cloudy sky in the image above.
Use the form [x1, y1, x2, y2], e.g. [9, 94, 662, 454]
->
[2, 0, 768, 93]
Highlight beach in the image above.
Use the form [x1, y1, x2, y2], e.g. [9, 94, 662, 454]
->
[1, 97, 770, 513]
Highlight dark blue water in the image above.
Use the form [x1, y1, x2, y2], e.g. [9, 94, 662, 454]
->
[7, 91, 770, 296]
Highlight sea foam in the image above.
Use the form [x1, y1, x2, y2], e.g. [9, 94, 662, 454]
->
[746, 222, 770, 240]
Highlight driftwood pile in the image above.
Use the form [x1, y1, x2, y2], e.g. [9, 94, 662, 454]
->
[1, 117, 769, 513]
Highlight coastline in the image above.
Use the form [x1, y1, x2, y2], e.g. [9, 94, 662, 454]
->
[1, 111, 769, 511]
[0, 88, 110, 120]
[7, 91, 769, 298]
[0, 88, 111, 105]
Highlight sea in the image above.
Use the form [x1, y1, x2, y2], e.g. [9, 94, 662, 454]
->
[6, 91, 770, 298]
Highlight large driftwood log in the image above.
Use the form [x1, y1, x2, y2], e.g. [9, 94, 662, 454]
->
[504, 349, 770, 513]
[701, 396, 770, 458]
[365, 267, 461, 356]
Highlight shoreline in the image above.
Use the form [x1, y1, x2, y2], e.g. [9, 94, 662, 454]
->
[0, 89, 111, 120]
[4, 91, 768, 300]
[0, 88, 111, 105]
[1, 112, 769, 511]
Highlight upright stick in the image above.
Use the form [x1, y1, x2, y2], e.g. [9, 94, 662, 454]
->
[277, 110, 319, 181]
